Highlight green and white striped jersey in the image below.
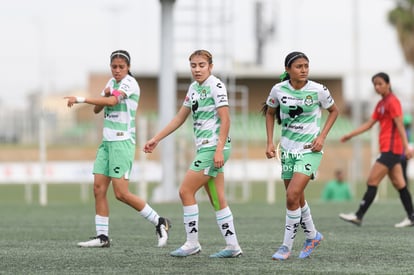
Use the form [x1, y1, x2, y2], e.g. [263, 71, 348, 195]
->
[183, 75, 229, 150]
[266, 80, 334, 154]
[102, 74, 140, 144]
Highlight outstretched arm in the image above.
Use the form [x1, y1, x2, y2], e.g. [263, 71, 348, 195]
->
[340, 118, 376, 143]
[143, 106, 191, 153]
[64, 87, 120, 112]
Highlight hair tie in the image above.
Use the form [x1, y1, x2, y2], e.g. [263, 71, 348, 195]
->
[279, 71, 288, 81]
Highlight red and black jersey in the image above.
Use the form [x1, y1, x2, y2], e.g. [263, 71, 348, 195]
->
[371, 93, 403, 154]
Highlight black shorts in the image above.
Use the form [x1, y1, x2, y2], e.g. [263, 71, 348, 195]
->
[376, 152, 402, 169]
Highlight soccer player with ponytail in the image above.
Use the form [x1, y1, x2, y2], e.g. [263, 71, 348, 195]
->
[263, 51, 339, 260]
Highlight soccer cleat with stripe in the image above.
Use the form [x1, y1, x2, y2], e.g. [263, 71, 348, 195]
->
[170, 242, 201, 257]
[209, 246, 243, 258]
[272, 245, 291, 260]
[298, 231, 323, 258]
[156, 217, 171, 247]
[77, 234, 110, 248]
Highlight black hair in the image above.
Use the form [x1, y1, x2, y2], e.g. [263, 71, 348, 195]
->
[372, 72, 392, 93]
[110, 50, 133, 76]
[260, 51, 309, 124]
[284, 51, 308, 67]
[371, 72, 390, 84]
[280, 51, 309, 81]
[261, 104, 281, 125]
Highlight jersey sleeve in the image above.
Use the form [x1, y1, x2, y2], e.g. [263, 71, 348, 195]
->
[117, 76, 136, 98]
[388, 95, 402, 118]
[319, 85, 335, 109]
[266, 85, 279, 108]
[371, 102, 379, 120]
[212, 80, 229, 108]
[183, 86, 193, 109]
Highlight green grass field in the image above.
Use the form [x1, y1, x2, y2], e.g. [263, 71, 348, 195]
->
[1, 185, 413, 274]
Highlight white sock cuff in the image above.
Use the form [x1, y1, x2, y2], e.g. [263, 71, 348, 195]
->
[95, 215, 109, 237]
[95, 215, 109, 224]
[140, 203, 150, 213]
[301, 201, 310, 213]
[215, 206, 231, 218]
[286, 208, 301, 219]
[139, 203, 152, 217]
[183, 204, 198, 214]
[140, 204, 160, 225]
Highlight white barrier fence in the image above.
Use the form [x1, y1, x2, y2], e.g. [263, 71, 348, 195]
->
[0, 160, 281, 205]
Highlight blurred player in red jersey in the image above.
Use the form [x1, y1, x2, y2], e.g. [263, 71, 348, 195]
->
[339, 72, 414, 228]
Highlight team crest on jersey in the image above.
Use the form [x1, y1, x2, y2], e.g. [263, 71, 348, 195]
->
[199, 89, 208, 100]
[304, 95, 313, 106]
[378, 106, 385, 115]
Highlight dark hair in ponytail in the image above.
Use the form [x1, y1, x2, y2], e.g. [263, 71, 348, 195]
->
[261, 103, 281, 125]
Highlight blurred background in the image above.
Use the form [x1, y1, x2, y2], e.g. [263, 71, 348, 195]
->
[0, 0, 413, 205]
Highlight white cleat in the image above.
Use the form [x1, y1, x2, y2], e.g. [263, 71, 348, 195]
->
[170, 242, 202, 257]
[77, 235, 110, 248]
[339, 212, 362, 226]
[394, 217, 414, 228]
[209, 246, 243, 258]
[156, 217, 171, 247]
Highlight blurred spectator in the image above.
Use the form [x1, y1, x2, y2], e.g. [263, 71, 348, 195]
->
[321, 169, 352, 202]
